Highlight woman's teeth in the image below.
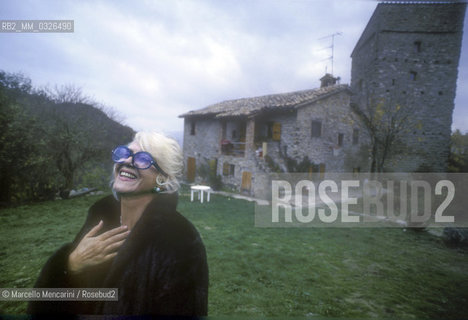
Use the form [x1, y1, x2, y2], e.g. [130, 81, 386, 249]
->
[120, 171, 136, 179]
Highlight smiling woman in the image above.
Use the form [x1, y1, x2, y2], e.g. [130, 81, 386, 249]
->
[27, 131, 208, 317]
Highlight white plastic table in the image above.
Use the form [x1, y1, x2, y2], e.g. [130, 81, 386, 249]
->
[190, 185, 212, 203]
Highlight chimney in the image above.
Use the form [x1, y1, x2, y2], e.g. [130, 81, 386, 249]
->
[320, 73, 340, 88]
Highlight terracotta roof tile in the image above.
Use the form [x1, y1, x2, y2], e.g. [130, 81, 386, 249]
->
[179, 84, 350, 118]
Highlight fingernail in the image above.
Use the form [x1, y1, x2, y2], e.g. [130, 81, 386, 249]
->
[122, 225, 128, 229]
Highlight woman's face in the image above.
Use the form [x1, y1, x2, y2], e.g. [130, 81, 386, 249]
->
[112, 141, 158, 195]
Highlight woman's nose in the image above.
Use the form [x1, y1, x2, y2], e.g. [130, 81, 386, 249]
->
[122, 155, 133, 166]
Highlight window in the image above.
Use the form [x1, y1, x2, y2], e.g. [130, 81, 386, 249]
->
[232, 130, 237, 139]
[353, 129, 359, 145]
[410, 71, 417, 81]
[190, 120, 196, 135]
[221, 121, 227, 139]
[223, 163, 235, 176]
[358, 79, 363, 91]
[338, 133, 344, 147]
[414, 41, 422, 53]
[265, 122, 280, 140]
[391, 79, 395, 86]
[311, 120, 322, 138]
[267, 122, 274, 139]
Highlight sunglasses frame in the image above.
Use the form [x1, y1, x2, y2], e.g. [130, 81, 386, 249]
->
[112, 145, 168, 177]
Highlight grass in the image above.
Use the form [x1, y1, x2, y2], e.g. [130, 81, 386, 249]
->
[0, 189, 467, 318]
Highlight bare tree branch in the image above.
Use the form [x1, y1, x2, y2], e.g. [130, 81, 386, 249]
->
[351, 83, 414, 172]
[43, 84, 91, 104]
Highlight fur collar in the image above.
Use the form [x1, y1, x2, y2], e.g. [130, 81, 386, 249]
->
[89, 193, 183, 286]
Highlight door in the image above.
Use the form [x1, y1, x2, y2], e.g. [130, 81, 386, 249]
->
[319, 163, 326, 180]
[241, 171, 252, 192]
[209, 158, 217, 176]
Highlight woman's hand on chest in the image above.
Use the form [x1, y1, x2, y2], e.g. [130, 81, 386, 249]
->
[68, 221, 130, 274]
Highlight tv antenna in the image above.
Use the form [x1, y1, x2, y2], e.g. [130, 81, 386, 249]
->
[318, 32, 342, 76]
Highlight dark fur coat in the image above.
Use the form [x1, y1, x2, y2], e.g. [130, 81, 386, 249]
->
[27, 193, 208, 317]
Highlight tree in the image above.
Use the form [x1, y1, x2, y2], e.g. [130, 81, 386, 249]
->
[448, 129, 468, 172]
[95, 102, 126, 125]
[43, 84, 91, 104]
[0, 71, 32, 94]
[0, 71, 60, 203]
[46, 103, 110, 195]
[351, 86, 413, 173]
[1, 72, 30, 202]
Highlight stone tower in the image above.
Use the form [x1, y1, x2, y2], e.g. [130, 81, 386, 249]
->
[350, 1, 466, 172]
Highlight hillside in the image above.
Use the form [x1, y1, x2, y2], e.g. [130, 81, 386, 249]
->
[0, 70, 135, 204]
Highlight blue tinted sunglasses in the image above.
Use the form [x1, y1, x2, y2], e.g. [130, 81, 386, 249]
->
[112, 145, 168, 176]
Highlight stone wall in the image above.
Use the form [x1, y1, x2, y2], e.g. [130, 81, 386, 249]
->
[293, 91, 367, 172]
[182, 117, 222, 178]
[351, 2, 466, 172]
[182, 90, 370, 197]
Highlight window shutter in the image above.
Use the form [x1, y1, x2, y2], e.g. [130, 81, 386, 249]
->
[272, 122, 281, 141]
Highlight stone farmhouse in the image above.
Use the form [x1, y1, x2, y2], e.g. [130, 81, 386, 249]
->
[180, 76, 367, 196]
[179, 1, 466, 196]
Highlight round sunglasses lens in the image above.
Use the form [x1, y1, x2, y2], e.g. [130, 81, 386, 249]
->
[133, 152, 153, 169]
[112, 147, 130, 162]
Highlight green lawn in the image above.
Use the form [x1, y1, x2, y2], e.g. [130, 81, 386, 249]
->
[0, 190, 467, 318]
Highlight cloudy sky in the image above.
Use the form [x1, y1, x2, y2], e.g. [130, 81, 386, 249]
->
[1, 0, 467, 137]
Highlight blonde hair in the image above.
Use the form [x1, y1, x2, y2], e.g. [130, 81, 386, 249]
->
[133, 131, 183, 192]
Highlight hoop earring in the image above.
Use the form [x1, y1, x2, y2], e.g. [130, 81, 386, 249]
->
[156, 174, 166, 186]
[154, 174, 164, 193]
